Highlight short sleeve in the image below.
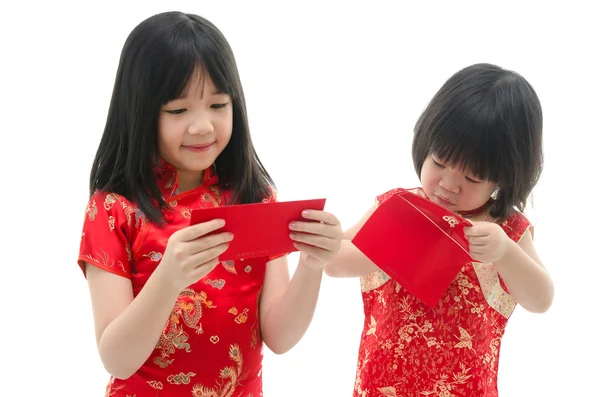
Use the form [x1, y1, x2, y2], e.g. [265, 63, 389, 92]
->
[497, 210, 533, 292]
[500, 210, 533, 243]
[77, 191, 133, 279]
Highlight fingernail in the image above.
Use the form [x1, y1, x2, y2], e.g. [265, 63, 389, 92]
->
[302, 210, 310, 217]
[217, 219, 225, 226]
[289, 222, 297, 230]
[289, 232, 296, 240]
[228, 233, 234, 240]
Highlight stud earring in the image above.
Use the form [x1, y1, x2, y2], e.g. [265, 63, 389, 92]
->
[491, 187, 500, 199]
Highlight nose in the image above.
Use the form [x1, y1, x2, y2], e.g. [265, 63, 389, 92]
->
[439, 171, 460, 194]
[187, 114, 214, 136]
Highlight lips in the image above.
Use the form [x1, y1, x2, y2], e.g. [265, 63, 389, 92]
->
[435, 195, 455, 206]
[183, 143, 213, 149]
[182, 143, 215, 152]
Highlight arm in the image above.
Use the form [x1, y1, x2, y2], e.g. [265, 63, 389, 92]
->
[324, 203, 380, 278]
[466, 223, 554, 314]
[86, 264, 181, 379]
[493, 229, 554, 313]
[85, 220, 230, 379]
[259, 209, 343, 354]
[259, 255, 323, 354]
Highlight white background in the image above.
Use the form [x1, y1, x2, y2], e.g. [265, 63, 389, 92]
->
[1, 1, 598, 396]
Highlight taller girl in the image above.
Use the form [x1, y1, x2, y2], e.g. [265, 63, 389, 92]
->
[78, 11, 342, 397]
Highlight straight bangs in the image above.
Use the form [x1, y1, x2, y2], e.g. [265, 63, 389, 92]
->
[428, 96, 518, 187]
[156, 25, 234, 105]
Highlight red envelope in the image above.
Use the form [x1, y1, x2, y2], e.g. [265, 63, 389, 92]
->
[351, 189, 474, 307]
[189, 198, 327, 261]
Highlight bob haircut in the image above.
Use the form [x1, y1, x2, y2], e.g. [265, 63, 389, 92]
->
[412, 63, 543, 220]
[89, 11, 274, 224]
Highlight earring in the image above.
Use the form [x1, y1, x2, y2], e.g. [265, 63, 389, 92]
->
[492, 187, 500, 199]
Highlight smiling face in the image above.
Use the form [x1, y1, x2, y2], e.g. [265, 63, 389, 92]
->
[420, 154, 497, 213]
[158, 71, 233, 191]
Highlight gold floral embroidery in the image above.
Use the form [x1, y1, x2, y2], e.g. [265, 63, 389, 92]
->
[205, 278, 225, 289]
[108, 215, 115, 231]
[472, 263, 516, 319]
[105, 379, 124, 396]
[210, 185, 224, 205]
[354, 351, 371, 397]
[210, 336, 220, 344]
[201, 185, 224, 208]
[84, 249, 126, 274]
[366, 316, 377, 337]
[147, 380, 163, 390]
[104, 193, 119, 210]
[86, 199, 98, 221]
[191, 344, 246, 397]
[180, 207, 191, 219]
[453, 271, 486, 318]
[153, 290, 216, 368]
[167, 372, 197, 385]
[419, 363, 472, 397]
[221, 260, 237, 275]
[453, 327, 473, 350]
[143, 251, 163, 262]
[235, 309, 249, 324]
[115, 197, 146, 229]
[244, 265, 252, 273]
[360, 269, 390, 292]
[251, 323, 259, 349]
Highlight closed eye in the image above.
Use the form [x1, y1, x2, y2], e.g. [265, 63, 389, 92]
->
[165, 108, 186, 115]
[466, 176, 483, 183]
[211, 102, 229, 109]
[432, 159, 445, 168]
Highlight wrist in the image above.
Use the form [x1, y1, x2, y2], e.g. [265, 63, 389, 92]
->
[297, 253, 325, 273]
[494, 238, 518, 269]
[151, 265, 185, 296]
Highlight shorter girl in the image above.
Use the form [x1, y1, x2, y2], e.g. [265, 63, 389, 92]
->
[78, 12, 342, 397]
[326, 63, 554, 397]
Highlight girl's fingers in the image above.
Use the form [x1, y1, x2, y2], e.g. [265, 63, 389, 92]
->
[299, 210, 340, 226]
[289, 221, 341, 239]
[290, 232, 337, 251]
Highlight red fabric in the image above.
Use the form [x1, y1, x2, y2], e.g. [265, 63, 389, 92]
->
[354, 188, 532, 397]
[78, 160, 280, 397]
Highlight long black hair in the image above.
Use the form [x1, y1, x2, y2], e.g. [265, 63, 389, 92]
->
[412, 63, 544, 220]
[90, 11, 274, 224]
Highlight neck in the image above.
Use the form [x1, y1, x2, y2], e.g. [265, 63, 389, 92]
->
[176, 170, 205, 193]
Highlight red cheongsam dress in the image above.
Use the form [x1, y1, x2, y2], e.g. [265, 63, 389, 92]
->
[353, 188, 532, 397]
[78, 160, 281, 397]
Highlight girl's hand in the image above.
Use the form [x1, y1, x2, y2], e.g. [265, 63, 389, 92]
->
[288, 210, 343, 269]
[464, 221, 510, 264]
[157, 219, 233, 291]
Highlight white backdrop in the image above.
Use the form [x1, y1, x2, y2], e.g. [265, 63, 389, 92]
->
[1, 1, 598, 396]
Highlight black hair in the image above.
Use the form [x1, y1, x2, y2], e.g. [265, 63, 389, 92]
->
[89, 11, 274, 223]
[412, 63, 543, 220]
